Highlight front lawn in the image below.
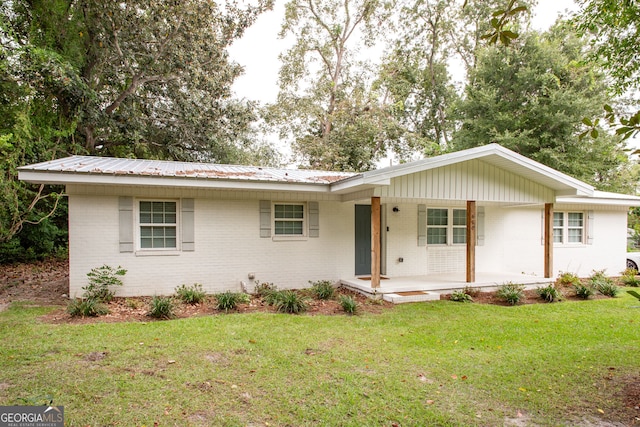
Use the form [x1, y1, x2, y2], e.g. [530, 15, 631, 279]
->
[1, 293, 638, 426]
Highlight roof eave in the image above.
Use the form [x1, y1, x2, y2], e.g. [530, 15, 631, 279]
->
[18, 170, 334, 193]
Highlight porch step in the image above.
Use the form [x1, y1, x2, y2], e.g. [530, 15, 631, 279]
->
[382, 291, 441, 304]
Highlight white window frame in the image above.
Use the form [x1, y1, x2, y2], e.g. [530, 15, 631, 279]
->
[136, 199, 180, 252]
[553, 211, 585, 245]
[427, 207, 467, 246]
[273, 202, 306, 239]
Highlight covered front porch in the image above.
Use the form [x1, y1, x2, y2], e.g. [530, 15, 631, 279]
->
[340, 272, 554, 303]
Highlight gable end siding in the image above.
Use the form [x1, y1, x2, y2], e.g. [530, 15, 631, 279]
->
[377, 159, 554, 203]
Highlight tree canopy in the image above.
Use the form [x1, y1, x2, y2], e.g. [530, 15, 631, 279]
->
[450, 22, 633, 192]
[0, 0, 273, 261]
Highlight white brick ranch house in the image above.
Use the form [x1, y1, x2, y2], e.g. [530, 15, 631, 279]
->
[18, 144, 640, 298]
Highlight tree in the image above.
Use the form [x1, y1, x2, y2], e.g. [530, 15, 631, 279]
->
[451, 22, 633, 192]
[450, 0, 534, 79]
[377, 0, 460, 154]
[0, 0, 274, 260]
[575, 0, 640, 141]
[268, 0, 403, 171]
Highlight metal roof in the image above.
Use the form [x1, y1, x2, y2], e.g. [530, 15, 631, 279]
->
[18, 146, 640, 206]
[18, 156, 357, 185]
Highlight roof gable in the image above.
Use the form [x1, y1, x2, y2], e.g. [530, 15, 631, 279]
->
[331, 144, 595, 197]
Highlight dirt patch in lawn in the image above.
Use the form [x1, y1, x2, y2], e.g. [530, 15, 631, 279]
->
[0, 258, 68, 306]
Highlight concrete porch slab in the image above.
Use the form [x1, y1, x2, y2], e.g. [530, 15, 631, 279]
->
[340, 272, 553, 298]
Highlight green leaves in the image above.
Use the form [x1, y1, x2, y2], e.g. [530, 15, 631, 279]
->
[479, 0, 526, 46]
[454, 23, 632, 192]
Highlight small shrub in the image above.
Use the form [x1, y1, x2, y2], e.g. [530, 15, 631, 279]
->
[148, 296, 175, 319]
[557, 271, 581, 287]
[263, 289, 284, 306]
[254, 281, 277, 298]
[589, 270, 620, 297]
[496, 282, 525, 305]
[536, 284, 563, 302]
[620, 268, 640, 287]
[595, 281, 620, 297]
[462, 286, 480, 298]
[274, 290, 308, 314]
[450, 290, 473, 303]
[83, 265, 127, 303]
[125, 299, 140, 309]
[67, 298, 109, 317]
[574, 283, 595, 299]
[215, 291, 246, 311]
[338, 294, 358, 314]
[367, 296, 385, 305]
[310, 280, 335, 300]
[175, 283, 206, 305]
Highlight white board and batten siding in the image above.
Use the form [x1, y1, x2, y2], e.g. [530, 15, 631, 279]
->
[376, 159, 555, 204]
[67, 184, 354, 297]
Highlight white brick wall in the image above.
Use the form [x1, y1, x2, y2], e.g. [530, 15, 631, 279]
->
[67, 186, 630, 296]
[68, 191, 354, 297]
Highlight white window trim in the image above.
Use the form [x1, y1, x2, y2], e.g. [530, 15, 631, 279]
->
[427, 207, 467, 246]
[272, 202, 308, 241]
[135, 199, 181, 253]
[553, 211, 586, 246]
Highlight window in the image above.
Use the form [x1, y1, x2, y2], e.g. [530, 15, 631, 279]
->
[427, 208, 467, 245]
[553, 212, 584, 244]
[139, 201, 177, 249]
[274, 203, 305, 236]
[427, 208, 448, 244]
[553, 212, 564, 243]
[452, 209, 467, 244]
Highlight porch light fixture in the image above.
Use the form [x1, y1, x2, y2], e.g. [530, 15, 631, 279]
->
[392, 206, 400, 212]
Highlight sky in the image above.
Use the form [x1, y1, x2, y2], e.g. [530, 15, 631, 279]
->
[229, 0, 580, 104]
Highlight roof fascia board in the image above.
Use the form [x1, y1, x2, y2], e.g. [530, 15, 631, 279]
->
[556, 196, 640, 207]
[490, 146, 594, 195]
[18, 171, 332, 193]
[332, 144, 594, 196]
[330, 176, 390, 193]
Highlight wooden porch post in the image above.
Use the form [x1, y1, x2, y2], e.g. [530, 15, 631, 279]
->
[466, 201, 477, 283]
[371, 197, 381, 289]
[544, 203, 553, 278]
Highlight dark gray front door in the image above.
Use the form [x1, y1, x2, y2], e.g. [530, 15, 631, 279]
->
[355, 205, 372, 275]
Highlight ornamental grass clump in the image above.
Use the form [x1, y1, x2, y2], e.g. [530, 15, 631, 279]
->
[536, 284, 563, 302]
[574, 282, 595, 299]
[450, 290, 473, 303]
[310, 280, 335, 300]
[175, 283, 206, 305]
[147, 296, 175, 319]
[338, 294, 358, 314]
[67, 298, 109, 317]
[273, 290, 308, 314]
[620, 268, 640, 287]
[589, 270, 620, 297]
[496, 282, 525, 305]
[215, 292, 248, 312]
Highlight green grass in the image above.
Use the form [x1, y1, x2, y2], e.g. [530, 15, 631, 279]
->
[1, 294, 639, 426]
